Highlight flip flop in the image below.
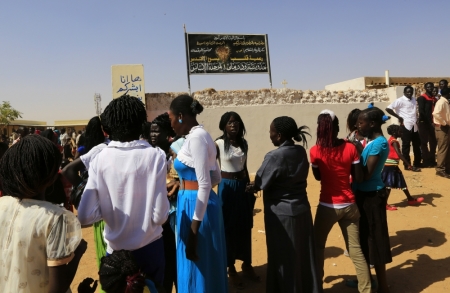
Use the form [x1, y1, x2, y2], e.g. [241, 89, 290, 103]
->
[386, 204, 398, 211]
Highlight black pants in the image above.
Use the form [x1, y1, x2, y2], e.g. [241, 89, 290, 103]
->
[418, 121, 437, 164]
[162, 222, 177, 293]
[400, 125, 421, 167]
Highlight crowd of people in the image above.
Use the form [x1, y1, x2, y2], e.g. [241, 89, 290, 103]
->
[0, 81, 448, 293]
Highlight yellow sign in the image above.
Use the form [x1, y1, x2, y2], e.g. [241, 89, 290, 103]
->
[111, 64, 145, 104]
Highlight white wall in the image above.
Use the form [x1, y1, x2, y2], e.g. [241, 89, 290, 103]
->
[325, 77, 366, 91]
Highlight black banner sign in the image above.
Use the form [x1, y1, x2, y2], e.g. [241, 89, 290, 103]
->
[186, 33, 270, 74]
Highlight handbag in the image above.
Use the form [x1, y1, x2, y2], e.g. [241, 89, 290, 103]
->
[70, 170, 89, 209]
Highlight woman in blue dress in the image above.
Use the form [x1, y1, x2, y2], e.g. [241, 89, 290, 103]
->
[168, 95, 228, 293]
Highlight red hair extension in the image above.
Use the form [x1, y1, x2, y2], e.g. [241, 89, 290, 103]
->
[125, 272, 146, 293]
[316, 114, 334, 148]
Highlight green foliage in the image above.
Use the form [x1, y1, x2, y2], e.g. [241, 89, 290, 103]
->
[0, 101, 22, 126]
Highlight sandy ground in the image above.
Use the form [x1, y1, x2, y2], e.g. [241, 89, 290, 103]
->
[71, 166, 450, 292]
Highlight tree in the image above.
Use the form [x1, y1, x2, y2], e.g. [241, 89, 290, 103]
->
[0, 101, 22, 126]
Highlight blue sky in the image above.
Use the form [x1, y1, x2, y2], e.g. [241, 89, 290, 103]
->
[2, 0, 449, 123]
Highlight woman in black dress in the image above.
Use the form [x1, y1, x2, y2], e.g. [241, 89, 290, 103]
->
[247, 116, 322, 293]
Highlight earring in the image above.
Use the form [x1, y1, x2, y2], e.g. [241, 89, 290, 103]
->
[178, 119, 182, 124]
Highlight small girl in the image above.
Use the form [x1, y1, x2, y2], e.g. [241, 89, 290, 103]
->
[382, 124, 424, 210]
[346, 108, 368, 147]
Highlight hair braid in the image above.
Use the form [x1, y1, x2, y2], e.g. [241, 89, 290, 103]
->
[0, 135, 61, 199]
[152, 112, 176, 138]
[316, 114, 335, 148]
[100, 95, 147, 142]
[99, 250, 145, 293]
[272, 116, 310, 147]
[216, 111, 247, 154]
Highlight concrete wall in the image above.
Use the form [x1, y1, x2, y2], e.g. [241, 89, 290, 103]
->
[145, 88, 396, 174]
[325, 77, 366, 91]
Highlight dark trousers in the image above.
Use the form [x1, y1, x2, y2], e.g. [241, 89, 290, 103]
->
[435, 126, 450, 173]
[418, 122, 437, 164]
[162, 222, 177, 293]
[400, 125, 421, 167]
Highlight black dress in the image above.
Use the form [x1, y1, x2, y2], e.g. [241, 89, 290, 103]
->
[255, 140, 322, 293]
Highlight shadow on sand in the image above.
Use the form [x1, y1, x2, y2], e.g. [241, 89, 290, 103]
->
[391, 192, 442, 208]
[324, 227, 449, 292]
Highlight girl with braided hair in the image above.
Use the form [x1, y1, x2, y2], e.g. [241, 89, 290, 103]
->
[168, 94, 228, 293]
[77, 95, 170, 291]
[247, 116, 322, 293]
[0, 135, 87, 293]
[310, 110, 371, 293]
[352, 107, 392, 293]
[148, 112, 178, 293]
[95, 250, 157, 293]
[215, 112, 258, 289]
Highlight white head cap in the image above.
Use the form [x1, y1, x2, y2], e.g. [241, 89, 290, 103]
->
[320, 109, 336, 121]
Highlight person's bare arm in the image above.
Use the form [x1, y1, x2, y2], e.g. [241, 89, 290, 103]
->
[61, 158, 85, 186]
[311, 167, 321, 181]
[385, 108, 403, 124]
[351, 161, 364, 183]
[48, 240, 87, 293]
[392, 141, 413, 169]
[363, 155, 380, 180]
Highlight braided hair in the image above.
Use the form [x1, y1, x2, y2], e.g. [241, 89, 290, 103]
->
[99, 250, 146, 293]
[84, 116, 105, 153]
[152, 112, 176, 138]
[359, 107, 390, 127]
[272, 116, 310, 147]
[316, 114, 339, 148]
[141, 122, 152, 141]
[387, 124, 400, 136]
[346, 108, 361, 132]
[216, 111, 247, 154]
[100, 95, 147, 142]
[169, 95, 203, 117]
[0, 135, 62, 199]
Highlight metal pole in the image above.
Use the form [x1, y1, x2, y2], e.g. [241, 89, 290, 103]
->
[265, 34, 273, 89]
[184, 24, 192, 95]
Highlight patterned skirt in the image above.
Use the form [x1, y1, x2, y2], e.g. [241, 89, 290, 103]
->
[381, 165, 408, 190]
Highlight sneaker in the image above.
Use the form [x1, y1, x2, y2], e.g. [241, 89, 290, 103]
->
[408, 197, 424, 205]
[436, 171, 450, 179]
[386, 204, 398, 211]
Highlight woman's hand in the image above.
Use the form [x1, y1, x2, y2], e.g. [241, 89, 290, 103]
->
[166, 179, 180, 201]
[245, 182, 255, 193]
[186, 220, 200, 261]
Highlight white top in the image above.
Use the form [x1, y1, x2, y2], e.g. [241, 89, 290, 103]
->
[0, 196, 82, 293]
[80, 142, 108, 170]
[216, 139, 246, 172]
[177, 125, 221, 221]
[60, 133, 70, 146]
[77, 140, 170, 253]
[433, 98, 450, 126]
[387, 95, 418, 131]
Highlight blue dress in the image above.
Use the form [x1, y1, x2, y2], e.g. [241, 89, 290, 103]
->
[174, 158, 228, 293]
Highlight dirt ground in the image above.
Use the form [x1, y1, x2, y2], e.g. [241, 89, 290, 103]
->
[71, 166, 450, 292]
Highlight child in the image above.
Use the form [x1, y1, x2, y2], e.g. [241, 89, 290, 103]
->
[382, 124, 424, 211]
[77, 250, 158, 293]
[0, 135, 86, 293]
[346, 108, 368, 147]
